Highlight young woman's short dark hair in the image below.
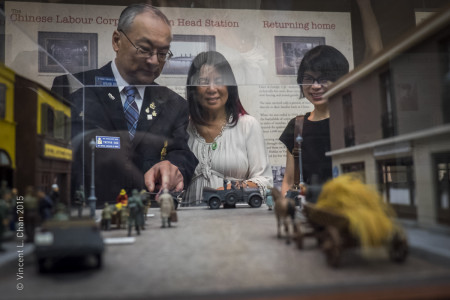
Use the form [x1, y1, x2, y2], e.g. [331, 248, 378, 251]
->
[186, 51, 247, 127]
[297, 45, 349, 94]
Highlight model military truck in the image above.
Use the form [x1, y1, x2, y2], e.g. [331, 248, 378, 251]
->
[202, 185, 263, 209]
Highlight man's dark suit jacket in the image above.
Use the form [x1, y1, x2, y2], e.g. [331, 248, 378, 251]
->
[69, 62, 198, 206]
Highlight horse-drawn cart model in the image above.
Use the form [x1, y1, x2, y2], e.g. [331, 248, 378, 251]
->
[293, 175, 409, 268]
[202, 183, 263, 209]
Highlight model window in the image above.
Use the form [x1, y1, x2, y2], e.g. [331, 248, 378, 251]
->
[342, 162, 365, 182]
[435, 153, 450, 225]
[0, 84, 6, 120]
[54, 110, 65, 139]
[64, 114, 71, 141]
[41, 103, 54, 137]
[342, 92, 355, 147]
[379, 70, 398, 138]
[378, 157, 416, 219]
[441, 38, 450, 124]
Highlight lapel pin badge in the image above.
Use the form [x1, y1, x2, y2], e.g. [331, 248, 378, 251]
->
[147, 114, 153, 120]
[108, 93, 115, 100]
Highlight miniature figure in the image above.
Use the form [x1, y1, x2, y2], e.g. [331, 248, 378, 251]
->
[49, 183, 60, 207]
[0, 180, 10, 199]
[0, 196, 9, 251]
[127, 189, 143, 236]
[159, 189, 175, 228]
[37, 189, 53, 222]
[24, 186, 39, 243]
[139, 189, 150, 228]
[74, 185, 85, 218]
[271, 187, 297, 244]
[265, 188, 274, 211]
[8, 188, 18, 231]
[101, 203, 113, 231]
[116, 189, 128, 206]
[119, 203, 128, 229]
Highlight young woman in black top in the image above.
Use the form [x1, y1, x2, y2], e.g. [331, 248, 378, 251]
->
[279, 45, 349, 196]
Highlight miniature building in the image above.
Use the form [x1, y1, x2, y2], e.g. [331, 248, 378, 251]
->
[0, 65, 16, 188]
[0, 63, 72, 203]
[325, 5, 450, 227]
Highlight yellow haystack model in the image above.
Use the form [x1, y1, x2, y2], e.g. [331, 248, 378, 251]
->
[295, 174, 408, 267]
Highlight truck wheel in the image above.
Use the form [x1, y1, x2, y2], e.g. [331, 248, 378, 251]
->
[249, 196, 262, 208]
[225, 193, 237, 206]
[209, 197, 221, 209]
[38, 258, 48, 273]
[95, 254, 103, 269]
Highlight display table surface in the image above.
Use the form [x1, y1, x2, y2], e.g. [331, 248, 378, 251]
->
[1, 205, 450, 300]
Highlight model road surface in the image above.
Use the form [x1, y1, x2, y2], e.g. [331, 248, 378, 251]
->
[1, 205, 450, 300]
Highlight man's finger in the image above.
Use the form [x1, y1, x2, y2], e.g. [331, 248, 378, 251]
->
[145, 168, 156, 192]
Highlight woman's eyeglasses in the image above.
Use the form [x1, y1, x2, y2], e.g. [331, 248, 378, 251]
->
[300, 75, 331, 86]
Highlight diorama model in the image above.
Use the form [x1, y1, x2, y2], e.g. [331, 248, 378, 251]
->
[294, 174, 408, 268]
[202, 181, 263, 209]
[34, 218, 104, 273]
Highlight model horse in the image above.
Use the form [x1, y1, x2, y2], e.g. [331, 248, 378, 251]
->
[271, 188, 298, 244]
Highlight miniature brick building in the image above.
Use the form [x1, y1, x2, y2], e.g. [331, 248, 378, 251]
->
[325, 5, 450, 227]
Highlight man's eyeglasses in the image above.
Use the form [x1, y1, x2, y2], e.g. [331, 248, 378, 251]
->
[119, 29, 173, 62]
[300, 75, 331, 87]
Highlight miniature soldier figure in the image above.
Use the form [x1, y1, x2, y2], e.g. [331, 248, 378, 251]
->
[159, 189, 175, 228]
[101, 203, 113, 231]
[0, 180, 10, 199]
[0, 196, 9, 251]
[266, 188, 274, 211]
[119, 204, 128, 229]
[74, 185, 85, 218]
[24, 186, 39, 243]
[9, 188, 18, 231]
[139, 189, 150, 227]
[52, 203, 69, 221]
[37, 189, 54, 222]
[231, 180, 237, 190]
[127, 189, 143, 236]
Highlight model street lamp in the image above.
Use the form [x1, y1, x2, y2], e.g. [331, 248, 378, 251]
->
[88, 138, 97, 218]
[295, 134, 304, 186]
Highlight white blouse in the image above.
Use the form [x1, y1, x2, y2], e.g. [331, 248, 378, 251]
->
[185, 114, 273, 205]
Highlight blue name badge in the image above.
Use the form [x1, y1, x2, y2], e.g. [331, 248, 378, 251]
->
[95, 76, 117, 87]
[96, 136, 120, 149]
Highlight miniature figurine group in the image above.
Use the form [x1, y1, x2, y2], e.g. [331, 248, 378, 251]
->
[101, 189, 148, 235]
[0, 181, 73, 244]
[101, 187, 175, 235]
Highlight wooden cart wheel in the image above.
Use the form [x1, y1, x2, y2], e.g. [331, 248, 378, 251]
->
[389, 231, 408, 263]
[322, 226, 342, 268]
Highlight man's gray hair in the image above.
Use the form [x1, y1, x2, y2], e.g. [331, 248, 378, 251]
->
[117, 3, 171, 32]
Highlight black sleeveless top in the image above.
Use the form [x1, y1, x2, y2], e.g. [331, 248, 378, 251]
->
[279, 112, 332, 185]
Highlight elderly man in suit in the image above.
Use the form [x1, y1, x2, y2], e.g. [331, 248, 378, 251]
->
[66, 4, 198, 207]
